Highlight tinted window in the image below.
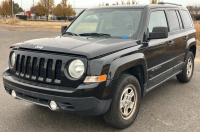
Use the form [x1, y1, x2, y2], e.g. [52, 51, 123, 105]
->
[168, 10, 180, 31]
[181, 10, 192, 29]
[148, 11, 168, 32]
[176, 11, 183, 29]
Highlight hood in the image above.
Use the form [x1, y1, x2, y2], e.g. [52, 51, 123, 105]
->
[11, 36, 139, 59]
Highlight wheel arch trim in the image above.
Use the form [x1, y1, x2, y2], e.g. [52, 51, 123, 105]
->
[107, 53, 148, 84]
[186, 38, 196, 49]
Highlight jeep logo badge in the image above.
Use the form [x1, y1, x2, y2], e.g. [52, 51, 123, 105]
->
[35, 46, 43, 49]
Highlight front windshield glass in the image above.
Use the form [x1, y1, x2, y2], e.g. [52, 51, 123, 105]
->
[66, 9, 142, 39]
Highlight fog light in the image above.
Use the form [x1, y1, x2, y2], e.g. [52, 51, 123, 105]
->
[50, 101, 58, 110]
[11, 90, 16, 98]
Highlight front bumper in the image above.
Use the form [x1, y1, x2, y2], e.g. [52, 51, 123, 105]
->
[3, 70, 111, 115]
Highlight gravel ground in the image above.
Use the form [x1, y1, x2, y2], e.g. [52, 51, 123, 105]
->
[0, 23, 200, 132]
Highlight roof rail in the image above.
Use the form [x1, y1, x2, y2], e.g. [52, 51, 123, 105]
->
[158, 2, 182, 6]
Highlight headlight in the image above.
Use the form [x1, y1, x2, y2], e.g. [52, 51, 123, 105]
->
[10, 52, 16, 67]
[68, 59, 85, 78]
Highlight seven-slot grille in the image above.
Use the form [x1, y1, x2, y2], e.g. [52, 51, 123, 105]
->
[15, 54, 62, 83]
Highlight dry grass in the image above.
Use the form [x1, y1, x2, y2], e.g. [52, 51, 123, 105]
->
[0, 18, 71, 30]
[0, 17, 20, 24]
[194, 22, 200, 46]
[197, 41, 200, 46]
[194, 23, 200, 39]
[16, 21, 71, 30]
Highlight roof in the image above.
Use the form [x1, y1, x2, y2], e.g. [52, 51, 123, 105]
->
[88, 4, 186, 10]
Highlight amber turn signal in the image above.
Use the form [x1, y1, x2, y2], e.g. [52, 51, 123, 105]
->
[84, 75, 107, 83]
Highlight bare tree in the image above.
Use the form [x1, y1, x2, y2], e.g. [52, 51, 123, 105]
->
[187, 4, 200, 21]
[149, 0, 162, 4]
[193, 4, 200, 20]
[121, 0, 125, 5]
[132, 0, 138, 4]
[106, 3, 109, 6]
[100, 0, 138, 6]
[61, 0, 67, 21]
[116, 1, 119, 5]
[187, 5, 194, 20]
[132, 0, 136, 4]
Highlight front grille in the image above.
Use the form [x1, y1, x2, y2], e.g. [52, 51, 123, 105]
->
[39, 58, 45, 78]
[11, 50, 87, 88]
[20, 56, 25, 74]
[16, 55, 20, 73]
[55, 60, 62, 80]
[46, 59, 53, 79]
[26, 57, 31, 75]
[32, 57, 37, 77]
[15, 54, 62, 83]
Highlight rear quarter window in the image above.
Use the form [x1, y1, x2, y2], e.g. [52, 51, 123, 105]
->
[181, 10, 193, 29]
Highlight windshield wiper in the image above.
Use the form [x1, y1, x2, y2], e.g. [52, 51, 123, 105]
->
[79, 33, 112, 38]
[63, 32, 79, 36]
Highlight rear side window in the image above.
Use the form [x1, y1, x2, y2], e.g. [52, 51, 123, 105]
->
[181, 10, 192, 29]
[148, 11, 168, 32]
[168, 10, 180, 31]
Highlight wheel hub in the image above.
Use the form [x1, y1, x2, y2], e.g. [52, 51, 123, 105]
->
[187, 57, 193, 77]
[120, 84, 137, 120]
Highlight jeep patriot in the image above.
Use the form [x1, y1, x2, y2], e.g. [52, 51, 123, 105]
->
[3, 2, 196, 129]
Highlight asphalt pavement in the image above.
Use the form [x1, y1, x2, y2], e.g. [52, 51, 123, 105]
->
[0, 23, 200, 132]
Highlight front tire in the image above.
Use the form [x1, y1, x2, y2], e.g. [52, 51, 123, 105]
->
[177, 51, 194, 83]
[104, 74, 141, 129]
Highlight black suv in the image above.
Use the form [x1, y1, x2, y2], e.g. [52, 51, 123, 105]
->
[3, 2, 196, 129]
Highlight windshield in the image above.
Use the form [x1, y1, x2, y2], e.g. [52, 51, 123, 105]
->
[66, 9, 142, 39]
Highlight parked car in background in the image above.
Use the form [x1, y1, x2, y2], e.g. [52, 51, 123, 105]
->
[16, 15, 27, 20]
[52, 16, 57, 20]
[40, 16, 46, 19]
[68, 16, 76, 21]
[56, 16, 68, 21]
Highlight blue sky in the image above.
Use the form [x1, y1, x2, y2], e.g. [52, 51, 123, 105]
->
[0, 0, 199, 10]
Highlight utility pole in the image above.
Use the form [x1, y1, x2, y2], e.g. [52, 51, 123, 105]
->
[33, 0, 36, 20]
[10, 0, 13, 17]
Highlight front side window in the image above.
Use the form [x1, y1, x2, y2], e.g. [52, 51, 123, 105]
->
[148, 11, 168, 32]
[168, 10, 180, 31]
[66, 9, 142, 39]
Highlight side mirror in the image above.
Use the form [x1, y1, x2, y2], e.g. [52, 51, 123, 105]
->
[148, 27, 168, 39]
[61, 25, 68, 33]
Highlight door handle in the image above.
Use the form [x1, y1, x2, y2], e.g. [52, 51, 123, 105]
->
[168, 40, 174, 46]
[183, 36, 188, 40]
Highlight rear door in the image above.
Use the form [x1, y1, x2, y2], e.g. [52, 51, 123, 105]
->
[166, 9, 188, 73]
[147, 9, 174, 89]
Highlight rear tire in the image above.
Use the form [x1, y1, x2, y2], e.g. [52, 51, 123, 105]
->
[176, 51, 194, 83]
[104, 74, 141, 129]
